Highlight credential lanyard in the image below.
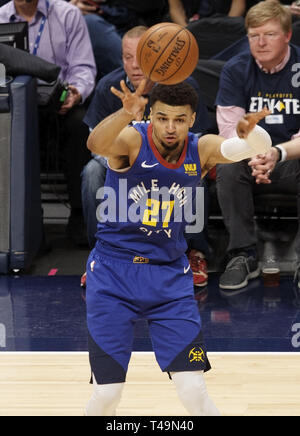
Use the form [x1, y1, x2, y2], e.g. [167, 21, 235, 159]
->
[32, 0, 50, 56]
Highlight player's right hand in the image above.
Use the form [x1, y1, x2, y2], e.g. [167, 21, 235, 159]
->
[110, 79, 148, 122]
[237, 107, 270, 139]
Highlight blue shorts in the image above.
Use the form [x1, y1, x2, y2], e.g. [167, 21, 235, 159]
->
[86, 245, 210, 384]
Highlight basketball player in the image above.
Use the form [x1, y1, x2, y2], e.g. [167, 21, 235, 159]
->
[84, 79, 271, 416]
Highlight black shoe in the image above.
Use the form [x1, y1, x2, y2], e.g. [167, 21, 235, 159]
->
[219, 252, 260, 291]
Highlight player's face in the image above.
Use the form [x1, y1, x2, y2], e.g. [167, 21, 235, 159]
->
[247, 19, 292, 70]
[150, 102, 196, 151]
[122, 36, 146, 90]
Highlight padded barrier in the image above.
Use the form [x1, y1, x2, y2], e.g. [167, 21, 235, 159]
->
[0, 75, 42, 273]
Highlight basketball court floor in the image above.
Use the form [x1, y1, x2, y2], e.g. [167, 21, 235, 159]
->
[0, 216, 300, 416]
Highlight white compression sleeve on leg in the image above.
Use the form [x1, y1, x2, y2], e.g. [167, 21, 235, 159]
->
[221, 125, 272, 162]
[171, 371, 220, 416]
[85, 375, 125, 416]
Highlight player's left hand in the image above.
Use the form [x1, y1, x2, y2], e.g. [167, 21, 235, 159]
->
[237, 107, 271, 139]
[248, 147, 278, 184]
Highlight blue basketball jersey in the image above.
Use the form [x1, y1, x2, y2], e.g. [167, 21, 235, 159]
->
[95, 122, 202, 263]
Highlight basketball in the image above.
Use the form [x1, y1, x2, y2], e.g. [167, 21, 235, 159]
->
[137, 23, 199, 85]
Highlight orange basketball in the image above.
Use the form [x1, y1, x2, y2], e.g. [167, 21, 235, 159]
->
[137, 23, 199, 85]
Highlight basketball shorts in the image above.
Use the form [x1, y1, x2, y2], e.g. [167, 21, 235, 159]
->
[86, 245, 211, 385]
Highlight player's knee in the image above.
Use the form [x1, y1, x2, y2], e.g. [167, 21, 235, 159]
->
[85, 381, 125, 416]
[172, 371, 206, 396]
[171, 371, 220, 416]
[92, 381, 124, 407]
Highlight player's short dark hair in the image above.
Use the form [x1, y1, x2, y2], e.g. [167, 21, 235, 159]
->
[150, 82, 198, 113]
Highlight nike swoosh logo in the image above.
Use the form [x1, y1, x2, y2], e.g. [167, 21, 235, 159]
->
[184, 265, 191, 274]
[141, 161, 159, 168]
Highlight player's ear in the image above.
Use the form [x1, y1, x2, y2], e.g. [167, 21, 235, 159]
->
[189, 112, 196, 128]
[150, 108, 153, 123]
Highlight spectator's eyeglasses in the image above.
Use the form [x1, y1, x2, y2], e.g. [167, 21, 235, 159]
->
[248, 32, 282, 42]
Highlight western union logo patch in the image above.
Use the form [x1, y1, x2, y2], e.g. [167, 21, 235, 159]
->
[184, 163, 197, 176]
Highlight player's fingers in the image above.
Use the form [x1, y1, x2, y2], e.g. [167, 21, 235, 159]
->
[120, 80, 130, 96]
[110, 86, 124, 99]
[255, 106, 271, 122]
[244, 107, 271, 125]
[135, 79, 147, 96]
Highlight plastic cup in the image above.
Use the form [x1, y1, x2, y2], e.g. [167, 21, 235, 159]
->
[262, 267, 280, 287]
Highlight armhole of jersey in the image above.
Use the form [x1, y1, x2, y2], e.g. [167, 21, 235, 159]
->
[107, 162, 131, 173]
[107, 124, 146, 175]
[189, 133, 202, 178]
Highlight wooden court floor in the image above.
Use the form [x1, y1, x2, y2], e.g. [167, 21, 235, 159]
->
[0, 352, 299, 416]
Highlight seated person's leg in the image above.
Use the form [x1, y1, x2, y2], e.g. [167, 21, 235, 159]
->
[216, 161, 259, 291]
[254, 160, 300, 288]
[185, 177, 210, 287]
[81, 156, 107, 248]
[61, 104, 92, 246]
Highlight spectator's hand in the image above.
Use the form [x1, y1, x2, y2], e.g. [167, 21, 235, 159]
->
[248, 147, 278, 184]
[237, 107, 271, 139]
[59, 85, 82, 115]
[70, 0, 100, 15]
[110, 79, 148, 121]
[189, 14, 200, 22]
[290, 2, 300, 17]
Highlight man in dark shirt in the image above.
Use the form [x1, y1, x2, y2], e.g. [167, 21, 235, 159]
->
[215, 0, 300, 291]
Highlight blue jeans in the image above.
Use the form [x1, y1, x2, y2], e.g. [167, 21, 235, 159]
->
[84, 14, 122, 79]
[81, 155, 107, 248]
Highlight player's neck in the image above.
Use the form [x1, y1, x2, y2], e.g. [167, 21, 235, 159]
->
[153, 138, 185, 164]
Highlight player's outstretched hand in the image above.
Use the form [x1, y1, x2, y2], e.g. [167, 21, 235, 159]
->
[237, 107, 271, 138]
[110, 79, 148, 122]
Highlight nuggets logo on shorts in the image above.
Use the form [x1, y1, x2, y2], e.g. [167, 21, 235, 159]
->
[188, 346, 205, 363]
[133, 256, 149, 264]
